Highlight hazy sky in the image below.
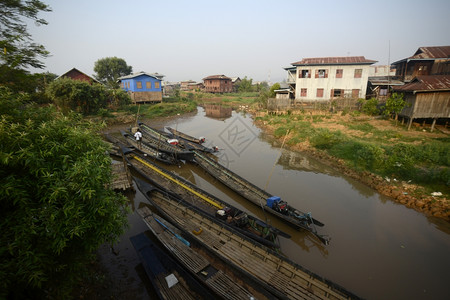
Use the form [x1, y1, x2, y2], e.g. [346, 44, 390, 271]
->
[28, 0, 450, 83]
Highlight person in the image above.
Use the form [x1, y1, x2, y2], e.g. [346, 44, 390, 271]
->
[134, 128, 142, 149]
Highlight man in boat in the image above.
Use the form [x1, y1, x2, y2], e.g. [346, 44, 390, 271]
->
[134, 128, 142, 149]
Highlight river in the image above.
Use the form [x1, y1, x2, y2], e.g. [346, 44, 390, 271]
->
[104, 106, 450, 299]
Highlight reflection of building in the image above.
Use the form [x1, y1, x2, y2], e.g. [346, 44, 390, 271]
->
[205, 104, 232, 119]
[203, 75, 232, 93]
[284, 56, 377, 101]
[118, 72, 162, 103]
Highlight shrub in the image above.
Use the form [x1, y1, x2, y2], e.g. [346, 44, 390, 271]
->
[310, 128, 345, 149]
[359, 98, 379, 116]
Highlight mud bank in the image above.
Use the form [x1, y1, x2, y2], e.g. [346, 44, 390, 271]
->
[254, 119, 450, 222]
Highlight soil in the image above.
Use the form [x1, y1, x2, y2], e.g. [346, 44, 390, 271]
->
[252, 109, 450, 222]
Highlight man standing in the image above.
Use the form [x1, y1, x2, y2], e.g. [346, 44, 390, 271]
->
[134, 128, 142, 149]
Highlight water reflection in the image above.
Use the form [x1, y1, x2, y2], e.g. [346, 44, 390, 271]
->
[204, 104, 232, 120]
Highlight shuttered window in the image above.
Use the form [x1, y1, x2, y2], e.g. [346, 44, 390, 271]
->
[155, 81, 160, 89]
[300, 88, 307, 97]
[354, 69, 362, 78]
[352, 89, 360, 98]
[316, 88, 324, 97]
[315, 69, 328, 78]
[136, 81, 142, 89]
[336, 69, 343, 78]
[299, 70, 311, 78]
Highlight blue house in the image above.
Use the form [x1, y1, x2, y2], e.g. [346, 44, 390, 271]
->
[118, 72, 163, 103]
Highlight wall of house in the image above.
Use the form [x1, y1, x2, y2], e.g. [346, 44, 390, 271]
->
[121, 75, 161, 93]
[294, 64, 370, 101]
[400, 91, 450, 118]
[129, 91, 162, 103]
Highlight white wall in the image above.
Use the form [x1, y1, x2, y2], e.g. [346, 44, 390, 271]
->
[294, 64, 371, 101]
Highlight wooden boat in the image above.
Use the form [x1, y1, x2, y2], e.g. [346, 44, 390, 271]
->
[119, 130, 178, 165]
[130, 232, 216, 299]
[136, 205, 277, 300]
[132, 125, 195, 161]
[135, 179, 360, 300]
[122, 148, 290, 248]
[166, 126, 205, 144]
[193, 150, 330, 245]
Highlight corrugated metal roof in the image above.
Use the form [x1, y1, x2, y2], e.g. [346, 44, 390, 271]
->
[394, 75, 450, 92]
[202, 75, 231, 80]
[117, 71, 161, 81]
[410, 46, 450, 60]
[291, 56, 377, 66]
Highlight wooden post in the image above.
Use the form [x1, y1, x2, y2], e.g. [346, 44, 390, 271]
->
[407, 117, 414, 130]
[431, 118, 436, 132]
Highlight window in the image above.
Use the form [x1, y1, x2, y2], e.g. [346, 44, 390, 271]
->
[316, 88, 324, 97]
[354, 69, 362, 78]
[380, 88, 387, 96]
[300, 88, 307, 97]
[352, 89, 360, 98]
[336, 69, 343, 78]
[127, 82, 130, 89]
[155, 81, 160, 89]
[300, 70, 311, 78]
[146, 82, 152, 89]
[332, 89, 342, 97]
[137, 81, 142, 89]
[315, 69, 328, 78]
[120, 82, 124, 88]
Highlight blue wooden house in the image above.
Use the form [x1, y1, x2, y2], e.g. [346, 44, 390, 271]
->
[118, 72, 163, 103]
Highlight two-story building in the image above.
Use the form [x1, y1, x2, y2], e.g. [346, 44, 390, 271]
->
[285, 56, 377, 102]
[118, 72, 162, 103]
[202, 75, 232, 93]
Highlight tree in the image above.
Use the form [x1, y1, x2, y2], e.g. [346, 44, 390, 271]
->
[269, 83, 281, 98]
[384, 92, 408, 122]
[238, 76, 253, 92]
[94, 57, 132, 88]
[0, 0, 51, 69]
[0, 87, 128, 298]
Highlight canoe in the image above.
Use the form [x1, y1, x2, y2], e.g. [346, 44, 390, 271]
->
[119, 130, 178, 165]
[133, 125, 195, 161]
[122, 147, 290, 248]
[130, 232, 216, 299]
[193, 150, 330, 245]
[135, 178, 360, 300]
[136, 205, 278, 300]
[166, 126, 205, 144]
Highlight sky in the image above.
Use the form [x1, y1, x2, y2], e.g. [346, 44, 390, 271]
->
[28, 0, 450, 83]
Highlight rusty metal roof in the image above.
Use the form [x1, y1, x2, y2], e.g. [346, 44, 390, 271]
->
[291, 56, 377, 66]
[202, 75, 231, 81]
[410, 46, 450, 60]
[394, 75, 450, 92]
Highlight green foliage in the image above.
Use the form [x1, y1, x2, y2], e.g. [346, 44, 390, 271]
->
[45, 78, 131, 115]
[0, 88, 128, 298]
[93, 57, 132, 88]
[310, 128, 345, 149]
[269, 83, 281, 98]
[238, 76, 253, 92]
[359, 98, 379, 116]
[384, 92, 408, 119]
[0, 0, 51, 70]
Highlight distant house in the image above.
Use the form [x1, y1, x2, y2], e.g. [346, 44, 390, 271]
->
[393, 75, 450, 131]
[285, 56, 377, 101]
[202, 75, 232, 93]
[367, 65, 403, 100]
[230, 77, 241, 92]
[118, 72, 162, 103]
[180, 80, 197, 91]
[57, 68, 100, 84]
[391, 46, 450, 82]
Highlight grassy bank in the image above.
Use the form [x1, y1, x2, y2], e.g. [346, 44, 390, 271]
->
[254, 110, 449, 220]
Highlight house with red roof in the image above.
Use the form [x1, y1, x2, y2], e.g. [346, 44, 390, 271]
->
[285, 56, 377, 101]
[57, 68, 100, 85]
[202, 75, 232, 93]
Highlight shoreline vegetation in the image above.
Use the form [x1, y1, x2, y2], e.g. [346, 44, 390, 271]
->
[99, 91, 449, 222]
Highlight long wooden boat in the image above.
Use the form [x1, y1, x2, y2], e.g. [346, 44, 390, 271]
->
[193, 150, 331, 245]
[166, 126, 205, 144]
[130, 232, 216, 299]
[119, 130, 178, 165]
[135, 179, 360, 300]
[136, 205, 278, 300]
[122, 147, 290, 248]
[133, 125, 195, 161]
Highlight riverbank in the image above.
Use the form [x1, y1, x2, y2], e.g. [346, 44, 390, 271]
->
[252, 110, 449, 221]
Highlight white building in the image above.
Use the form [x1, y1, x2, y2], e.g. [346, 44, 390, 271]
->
[285, 56, 377, 101]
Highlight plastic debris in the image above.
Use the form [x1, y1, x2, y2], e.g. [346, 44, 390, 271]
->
[431, 192, 442, 197]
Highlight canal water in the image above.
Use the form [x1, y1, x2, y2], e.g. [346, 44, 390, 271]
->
[106, 107, 450, 299]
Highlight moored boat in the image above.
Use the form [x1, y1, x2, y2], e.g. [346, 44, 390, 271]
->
[136, 205, 278, 300]
[122, 147, 290, 248]
[193, 150, 330, 245]
[130, 233, 216, 299]
[166, 126, 205, 144]
[135, 178, 360, 300]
